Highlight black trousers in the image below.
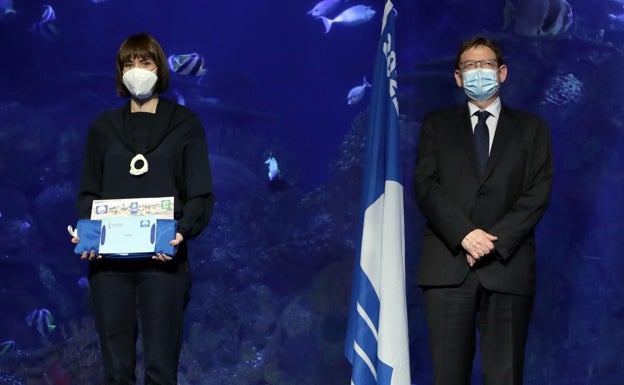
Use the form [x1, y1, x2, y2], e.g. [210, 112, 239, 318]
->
[88, 257, 191, 385]
[422, 270, 533, 385]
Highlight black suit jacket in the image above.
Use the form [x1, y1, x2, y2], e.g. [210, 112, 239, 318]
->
[414, 103, 553, 296]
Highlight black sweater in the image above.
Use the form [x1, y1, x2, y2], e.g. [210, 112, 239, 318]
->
[76, 98, 214, 240]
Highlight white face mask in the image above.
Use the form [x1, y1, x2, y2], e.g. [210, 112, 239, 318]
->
[122, 68, 158, 100]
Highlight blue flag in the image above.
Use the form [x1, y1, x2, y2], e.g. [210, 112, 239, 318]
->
[344, 2, 411, 385]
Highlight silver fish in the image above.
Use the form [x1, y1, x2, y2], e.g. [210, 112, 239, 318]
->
[308, 0, 343, 18]
[347, 76, 371, 105]
[319, 5, 375, 33]
[264, 156, 279, 181]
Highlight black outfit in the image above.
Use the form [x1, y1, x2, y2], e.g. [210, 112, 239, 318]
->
[76, 98, 214, 385]
[414, 102, 553, 385]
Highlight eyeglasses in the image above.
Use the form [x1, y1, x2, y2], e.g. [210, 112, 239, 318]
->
[458, 59, 498, 71]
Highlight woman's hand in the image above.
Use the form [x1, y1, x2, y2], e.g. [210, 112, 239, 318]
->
[72, 237, 102, 260]
[152, 232, 183, 262]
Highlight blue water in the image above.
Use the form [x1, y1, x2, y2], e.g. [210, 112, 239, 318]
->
[1, 0, 623, 384]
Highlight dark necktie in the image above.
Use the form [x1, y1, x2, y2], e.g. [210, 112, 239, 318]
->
[473, 110, 490, 175]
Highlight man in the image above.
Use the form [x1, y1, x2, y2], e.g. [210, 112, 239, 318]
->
[414, 36, 553, 385]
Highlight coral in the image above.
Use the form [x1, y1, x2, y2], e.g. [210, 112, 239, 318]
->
[37, 264, 76, 320]
[0, 373, 24, 385]
[281, 298, 314, 339]
[59, 317, 102, 384]
[543, 72, 583, 106]
[33, 182, 77, 250]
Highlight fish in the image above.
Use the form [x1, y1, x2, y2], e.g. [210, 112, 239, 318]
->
[77, 277, 89, 288]
[608, 13, 624, 25]
[19, 220, 31, 232]
[264, 155, 289, 191]
[167, 53, 207, 77]
[30, 4, 59, 41]
[347, 76, 371, 105]
[319, 5, 376, 33]
[32, 4, 55, 28]
[308, 0, 343, 18]
[0, 0, 15, 18]
[264, 156, 279, 181]
[0, 340, 15, 355]
[25, 308, 56, 338]
[503, 0, 573, 37]
[173, 90, 186, 106]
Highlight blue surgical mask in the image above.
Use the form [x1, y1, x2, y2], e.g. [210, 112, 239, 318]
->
[461, 68, 499, 101]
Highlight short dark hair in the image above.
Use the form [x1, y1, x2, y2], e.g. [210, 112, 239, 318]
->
[115, 33, 170, 97]
[454, 36, 504, 70]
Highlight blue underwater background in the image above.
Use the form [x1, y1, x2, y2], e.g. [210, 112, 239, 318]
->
[1, 0, 623, 384]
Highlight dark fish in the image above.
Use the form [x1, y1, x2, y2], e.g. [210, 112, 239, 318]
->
[503, 0, 573, 36]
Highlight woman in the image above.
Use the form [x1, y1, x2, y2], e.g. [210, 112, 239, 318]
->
[72, 33, 214, 385]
